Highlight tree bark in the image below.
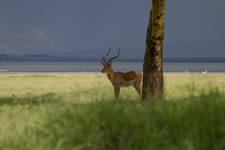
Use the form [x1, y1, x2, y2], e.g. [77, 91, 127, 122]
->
[142, 0, 166, 101]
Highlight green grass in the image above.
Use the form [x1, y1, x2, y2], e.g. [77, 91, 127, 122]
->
[0, 73, 225, 150]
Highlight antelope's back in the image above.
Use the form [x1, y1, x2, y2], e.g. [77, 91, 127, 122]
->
[114, 71, 143, 81]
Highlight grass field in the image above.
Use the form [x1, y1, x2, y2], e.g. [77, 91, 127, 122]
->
[0, 73, 225, 150]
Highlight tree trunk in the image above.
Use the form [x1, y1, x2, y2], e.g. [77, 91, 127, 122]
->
[142, 0, 166, 100]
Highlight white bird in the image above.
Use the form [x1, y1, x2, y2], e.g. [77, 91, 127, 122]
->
[202, 70, 208, 74]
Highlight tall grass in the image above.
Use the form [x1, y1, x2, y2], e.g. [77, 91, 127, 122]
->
[0, 73, 225, 149]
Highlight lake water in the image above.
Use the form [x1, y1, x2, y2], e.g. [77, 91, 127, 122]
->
[0, 62, 225, 72]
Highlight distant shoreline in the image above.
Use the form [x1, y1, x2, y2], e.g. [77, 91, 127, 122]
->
[1, 54, 225, 63]
[0, 72, 225, 75]
[1, 62, 225, 72]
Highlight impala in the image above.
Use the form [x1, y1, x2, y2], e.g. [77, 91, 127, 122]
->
[100, 49, 143, 100]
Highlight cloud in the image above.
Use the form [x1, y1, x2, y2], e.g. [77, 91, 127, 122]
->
[0, 45, 9, 50]
[32, 27, 48, 39]
[18, 27, 48, 40]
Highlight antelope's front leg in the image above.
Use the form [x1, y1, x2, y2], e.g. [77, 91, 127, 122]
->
[113, 85, 120, 100]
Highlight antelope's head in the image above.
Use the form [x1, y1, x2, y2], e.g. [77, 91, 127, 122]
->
[100, 48, 120, 73]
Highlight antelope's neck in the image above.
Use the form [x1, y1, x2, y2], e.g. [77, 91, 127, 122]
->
[106, 69, 114, 82]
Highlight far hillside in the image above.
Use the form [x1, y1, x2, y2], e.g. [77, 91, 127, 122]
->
[1, 38, 224, 62]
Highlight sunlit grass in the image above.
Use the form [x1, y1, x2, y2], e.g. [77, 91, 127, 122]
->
[0, 73, 225, 149]
[0, 73, 224, 100]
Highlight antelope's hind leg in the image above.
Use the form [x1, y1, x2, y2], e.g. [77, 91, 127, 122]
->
[133, 82, 142, 99]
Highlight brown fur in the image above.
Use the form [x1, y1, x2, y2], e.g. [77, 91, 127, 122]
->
[101, 64, 143, 99]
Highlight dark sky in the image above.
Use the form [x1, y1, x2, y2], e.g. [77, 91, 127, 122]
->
[0, 0, 225, 57]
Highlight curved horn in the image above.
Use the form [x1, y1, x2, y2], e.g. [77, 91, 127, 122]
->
[101, 48, 111, 64]
[99, 59, 104, 65]
[108, 48, 120, 63]
[105, 48, 111, 58]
